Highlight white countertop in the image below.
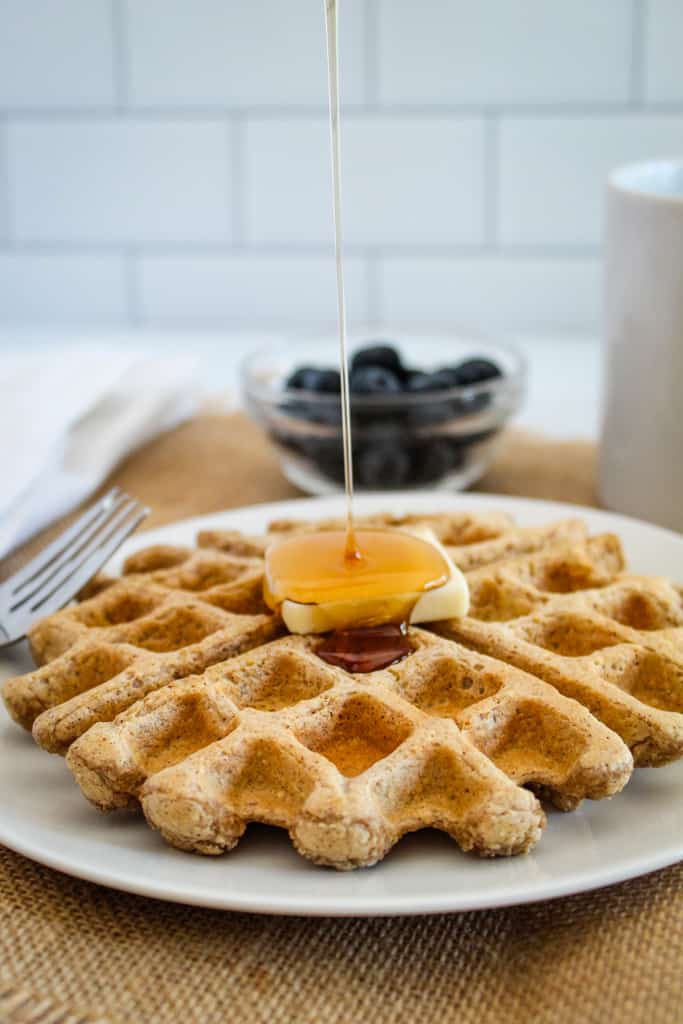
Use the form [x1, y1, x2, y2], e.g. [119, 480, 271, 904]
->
[0, 328, 601, 441]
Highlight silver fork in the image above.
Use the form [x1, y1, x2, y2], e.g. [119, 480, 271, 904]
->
[0, 488, 149, 646]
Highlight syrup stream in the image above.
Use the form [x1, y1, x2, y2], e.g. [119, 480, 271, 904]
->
[324, 0, 359, 562]
[262, 3, 455, 671]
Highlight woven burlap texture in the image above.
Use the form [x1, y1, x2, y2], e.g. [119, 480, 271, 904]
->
[2, 849, 682, 1024]
[2, 413, 680, 1024]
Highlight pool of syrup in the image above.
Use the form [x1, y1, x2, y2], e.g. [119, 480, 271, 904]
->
[317, 624, 412, 672]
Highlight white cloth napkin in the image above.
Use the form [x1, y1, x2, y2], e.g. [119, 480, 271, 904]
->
[0, 346, 199, 558]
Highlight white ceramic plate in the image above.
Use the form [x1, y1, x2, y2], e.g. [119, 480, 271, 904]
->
[1, 493, 682, 917]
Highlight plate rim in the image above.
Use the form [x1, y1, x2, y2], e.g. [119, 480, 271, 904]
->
[1, 814, 681, 918]
[1, 490, 682, 917]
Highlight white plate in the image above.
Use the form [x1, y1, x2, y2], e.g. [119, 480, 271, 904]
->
[1, 493, 682, 917]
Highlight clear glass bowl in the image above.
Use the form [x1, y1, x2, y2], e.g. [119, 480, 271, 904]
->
[241, 332, 526, 494]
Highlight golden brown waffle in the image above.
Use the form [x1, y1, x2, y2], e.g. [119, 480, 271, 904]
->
[436, 539, 683, 766]
[4, 507, 682, 871]
[464, 533, 625, 621]
[82, 513, 586, 610]
[64, 630, 632, 869]
[199, 511, 588, 572]
[3, 550, 281, 750]
[5, 511, 523, 740]
[79, 541, 266, 599]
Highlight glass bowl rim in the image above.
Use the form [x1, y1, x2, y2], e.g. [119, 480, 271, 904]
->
[240, 336, 527, 408]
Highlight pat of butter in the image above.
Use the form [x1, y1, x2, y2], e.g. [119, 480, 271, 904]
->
[280, 528, 469, 635]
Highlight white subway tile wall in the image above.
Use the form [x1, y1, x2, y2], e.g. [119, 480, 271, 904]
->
[0, 252, 127, 320]
[125, 0, 367, 108]
[378, 258, 601, 333]
[245, 117, 485, 245]
[137, 255, 369, 324]
[0, 122, 7, 240]
[7, 119, 233, 243]
[0, 0, 679, 329]
[499, 115, 683, 245]
[0, 0, 116, 109]
[644, 0, 683, 102]
[377, 0, 634, 106]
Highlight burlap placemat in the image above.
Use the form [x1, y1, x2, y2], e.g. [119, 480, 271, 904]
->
[1, 413, 680, 1024]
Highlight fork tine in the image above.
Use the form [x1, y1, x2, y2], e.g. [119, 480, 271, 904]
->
[27, 504, 149, 619]
[8, 488, 124, 594]
[21, 498, 144, 611]
[10, 491, 133, 609]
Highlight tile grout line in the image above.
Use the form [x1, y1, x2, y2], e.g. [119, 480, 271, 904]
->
[483, 114, 499, 248]
[0, 240, 603, 260]
[110, 0, 130, 111]
[5, 102, 683, 120]
[630, 0, 647, 108]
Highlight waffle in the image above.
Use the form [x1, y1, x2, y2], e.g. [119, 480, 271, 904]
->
[78, 540, 267, 599]
[67, 629, 630, 869]
[3, 507, 682, 871]
[435, 539, 683, 765]
[67, 629, 631, 834]
[68, 634, 545, 868]
[199, 511, 588, 572]
[81, 513, 585, 609]
[3, 550, 281, 750]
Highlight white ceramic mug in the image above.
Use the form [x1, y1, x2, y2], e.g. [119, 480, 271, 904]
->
[600, 159, 683, 531]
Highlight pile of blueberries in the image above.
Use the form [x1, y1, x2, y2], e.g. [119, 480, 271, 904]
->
[277, 343, 504, 489]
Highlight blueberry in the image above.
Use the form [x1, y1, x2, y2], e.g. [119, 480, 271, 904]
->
[308, 443, 346, 484]
[405, 371, 433, 392]
[432, 368, 464, 390]
[408, 402, 454, 429]
[351, 344, 404, 376]
[406, 368, 460, 392]
[406, 376, 457, 425]
[407, 364, 499, 418]
[283, 366, 341, 425]
[450, 358, 503, 387]
[286, 366, 340, 393]
[283, 395, 341, 427]
[452, 392, 490, 416]
[317, 456, 346, 485]
[413, 439, 461, 484]
[405, 371, 461, 427]
[350, 365, 402, 395]
[286, 366, 315, 390]
[352, 413, 405, 436]
[355, 442, 412, 489]
[282, 436, 345, 485]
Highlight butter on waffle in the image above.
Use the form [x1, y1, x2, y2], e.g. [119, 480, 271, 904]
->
[65, 630, 631, 869]
[436, 539, 683, 766]
[3, 549, 281, 749]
